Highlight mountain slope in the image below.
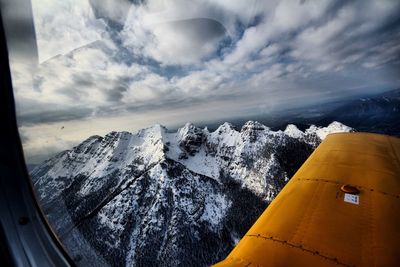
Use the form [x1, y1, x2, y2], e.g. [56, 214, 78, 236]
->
[31, 121, 352, 266]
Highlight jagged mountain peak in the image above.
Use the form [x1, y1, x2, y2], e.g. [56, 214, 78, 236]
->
[137, 123, 167, 138]
[327, 121, 351, 129]
[240, 120, 268, 132]
[178, 122, 199, 132]
[239, 121, 271, 143]
[284, 124, 304, 139]
[177, 122, 203, 138]
[31, 120, 352, 267]
[306, 121, 353, 140]
[215, 122, 237, 133]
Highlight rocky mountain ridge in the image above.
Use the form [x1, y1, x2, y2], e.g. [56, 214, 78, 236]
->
[31, 121, 352, 267]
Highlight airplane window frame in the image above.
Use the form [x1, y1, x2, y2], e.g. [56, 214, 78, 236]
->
[0, 6, 74, 267]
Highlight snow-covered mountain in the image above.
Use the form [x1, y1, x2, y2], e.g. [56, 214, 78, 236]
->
[31, 121, 352, 267]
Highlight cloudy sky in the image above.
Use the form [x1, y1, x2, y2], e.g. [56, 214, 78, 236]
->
[6, 0, 400, 163]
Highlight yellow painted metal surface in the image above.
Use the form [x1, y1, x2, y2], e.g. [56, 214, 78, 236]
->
[213, 133, 400, 267]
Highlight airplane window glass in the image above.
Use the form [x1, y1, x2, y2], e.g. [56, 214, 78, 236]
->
[5, 0, 400, 266]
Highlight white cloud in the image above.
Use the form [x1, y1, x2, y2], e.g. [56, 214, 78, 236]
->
[89, 0, 132, 24]
[174, 70, 225, 94]
[217, 0, 332, 68]
[273, 0, 331, 30]
[7, 0, 400, 163]
[16, 0, 400, 115]
[289, 1, 400, 72]
[122, 73, 174, 103]
[121, 2, 229, 65]
[289, 7, 355, 72]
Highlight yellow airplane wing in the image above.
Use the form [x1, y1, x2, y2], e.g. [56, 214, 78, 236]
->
[213, 132, 400, 267]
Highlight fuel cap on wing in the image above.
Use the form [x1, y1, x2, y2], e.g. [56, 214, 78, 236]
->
[340, 184, 360, 195]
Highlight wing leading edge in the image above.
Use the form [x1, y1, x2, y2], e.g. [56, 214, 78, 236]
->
[213, 132, 400, 267]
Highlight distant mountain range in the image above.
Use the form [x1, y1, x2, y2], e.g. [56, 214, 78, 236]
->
[31, 121, 352, 267]
[221, 89, 399, 137]
[320, 89, 400, 136]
